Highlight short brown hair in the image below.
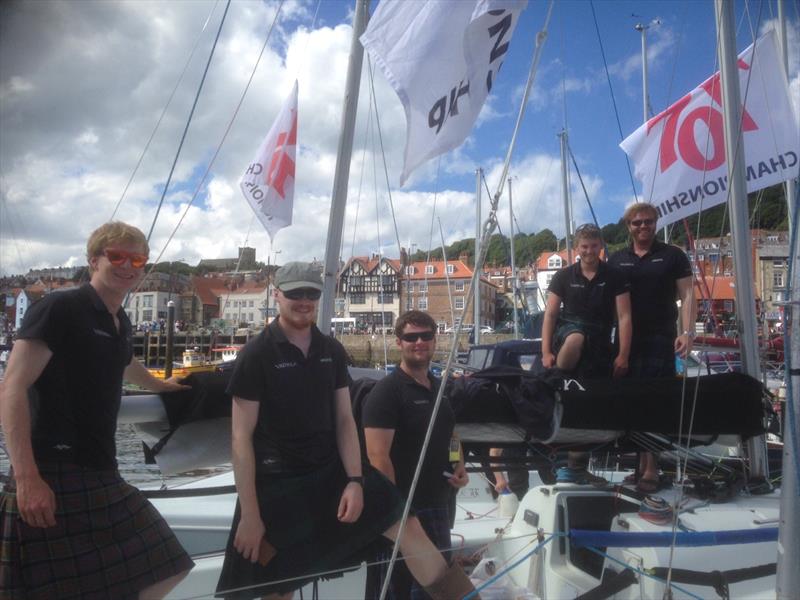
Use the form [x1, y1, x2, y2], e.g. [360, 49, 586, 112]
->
[394, 310, 437, 338]
[86, 222, 149, 267]
[623, 202, 658, 224]
[573, 223, 602, 243]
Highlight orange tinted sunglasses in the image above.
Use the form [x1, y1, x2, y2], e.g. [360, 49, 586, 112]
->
[103, 249, 148, 268]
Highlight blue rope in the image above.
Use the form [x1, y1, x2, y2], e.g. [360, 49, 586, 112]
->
[462, 534, 560, 600]
[581, 544, 705, 600]
[146, 0, 231, 242]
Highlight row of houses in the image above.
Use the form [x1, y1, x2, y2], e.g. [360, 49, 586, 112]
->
[2, 230, 789, 334]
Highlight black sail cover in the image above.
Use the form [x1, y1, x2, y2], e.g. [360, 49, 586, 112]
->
[447, 369, 766, 440]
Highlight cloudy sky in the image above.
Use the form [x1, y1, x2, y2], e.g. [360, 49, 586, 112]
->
[1, 0, 797, 276]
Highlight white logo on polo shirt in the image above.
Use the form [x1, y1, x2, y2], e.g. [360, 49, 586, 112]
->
[93, 328, 112, 338]
[275, 361, 298, 369]
[618, 262, 634, 267]
[319, 357, 333, 363]
[651, 258, 664, 262]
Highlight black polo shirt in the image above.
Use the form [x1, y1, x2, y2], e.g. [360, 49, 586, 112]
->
[547, 261, 629, 330]
[608, 240, 692, 337]
[16, 284, 134, 469]
[362, 368, 454, 509]
[226, 318, 349, 474]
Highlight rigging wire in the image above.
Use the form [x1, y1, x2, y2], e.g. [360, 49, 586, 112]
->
[130, 0, 286, 296]
[145, 0, 231, 243]
[109, 0, 220, 222]
[588, 0, 639, 200]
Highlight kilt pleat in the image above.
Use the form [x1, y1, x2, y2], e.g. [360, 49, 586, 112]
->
[0, 463, 193, 600]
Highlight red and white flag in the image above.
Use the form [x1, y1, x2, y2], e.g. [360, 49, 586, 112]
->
[361, 0, 527, 186]
[240, 80, 298, 241]
[621, 30, 799, 229]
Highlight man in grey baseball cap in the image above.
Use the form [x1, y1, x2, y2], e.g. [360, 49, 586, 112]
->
[274, 261, 323, 292]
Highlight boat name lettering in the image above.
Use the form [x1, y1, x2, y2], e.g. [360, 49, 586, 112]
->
[274, 361, 298, 369]
[562, 379, 586, 392]
[427, 9, 513, 135]
[93, 328, 112, 338]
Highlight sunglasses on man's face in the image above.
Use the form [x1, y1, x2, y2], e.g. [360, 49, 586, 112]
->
[103, 249, 148, 268]
[399, 331, 435, 343]
[630, 218, 656, 227]
[282, 287, 322, 301]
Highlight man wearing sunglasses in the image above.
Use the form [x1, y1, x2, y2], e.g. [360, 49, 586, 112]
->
[0, 221, 193, 599]
[362, 310, 468, 599]
[609, 202, 695, 493]
[217, 266, 477, 599]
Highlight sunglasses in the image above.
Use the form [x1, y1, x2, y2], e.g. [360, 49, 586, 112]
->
[282, 287, 322, 301]
[103, 249, 148, 268]
[630, 218, 656, 227]
[400, 331, 435, 343]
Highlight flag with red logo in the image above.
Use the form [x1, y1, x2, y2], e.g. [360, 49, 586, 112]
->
[621, 30, 799, 229]
[240, 80, 298, 241]
[361, 0, 527, 186]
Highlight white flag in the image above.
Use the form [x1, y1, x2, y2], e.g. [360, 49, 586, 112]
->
[361, 0, 527, 186]
[621, 30, 799, 229]
[240, 81, 298, 241]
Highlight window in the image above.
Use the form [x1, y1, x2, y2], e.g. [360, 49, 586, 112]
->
[418, 298, 428, 310]
[405, 266, 415, 275]
[249, 313, 254, 321]
[547, 256, 562, 269]
[455, 281, 465, 292]
[772, 260, 786, 268]
[708, 253, 719, 264]
[350, 293, 366, 304]
[377, 294, 394, 304]
[545, 273, 555, 286]
[446, 264, 454, 274]
[250, 300, 254, 307]
[724, 300, 733, 312]
[425, 265, 434, 275]
[773, 271, 785, 287]
[419, 281, 427, 292]
[697, 253, 704, 260]
[454, 297, 465, 310]
[142, 310, 152, 321]
[143, 295, 153, 307]
[406, 299, 414, 310]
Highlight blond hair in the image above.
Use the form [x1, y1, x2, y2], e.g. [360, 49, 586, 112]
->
[622, 202, 658, 224]
[86, 222, 148, 270]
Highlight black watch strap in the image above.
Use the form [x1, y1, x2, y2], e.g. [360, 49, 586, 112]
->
[347, 475, 364, 486]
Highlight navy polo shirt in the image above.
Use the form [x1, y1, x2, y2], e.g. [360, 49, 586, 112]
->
[16, 284, 134, 469]
[547, 261, 629, 330]
[608, 240, 693, 337]
[226, 318, 349, 474]
[362, 368, 454, 508]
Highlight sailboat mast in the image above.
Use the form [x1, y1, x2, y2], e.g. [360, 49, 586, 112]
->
[559, 130, 572, 264]
[714, 0, 768, 475]
[777, 0, 796, 228]
[509, 177, 519, 337]
[474, 168, 482, 340]
[319, 0, 369, 333]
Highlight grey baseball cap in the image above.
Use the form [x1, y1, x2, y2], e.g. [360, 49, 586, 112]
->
[275, 261, 323, 292]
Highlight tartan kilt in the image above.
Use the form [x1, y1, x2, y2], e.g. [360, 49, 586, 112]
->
[0, 462, 193, 600]
[216, 459, 404, 599]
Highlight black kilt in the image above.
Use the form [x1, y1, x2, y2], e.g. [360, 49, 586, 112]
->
[216, 459, 404, 599]
[0, 462, 193, 600]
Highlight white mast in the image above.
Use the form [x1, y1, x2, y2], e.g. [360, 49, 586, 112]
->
[559, 130, 572, 264]
[474, 168, 482, 341]
[509, 177, 519, 337]
[777, 0, 796, 229]
[714, 0, 769, 476]
[319, 0, 369, 333]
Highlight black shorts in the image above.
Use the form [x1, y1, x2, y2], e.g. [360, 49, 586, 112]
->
[216, 459, 404, 599]
[0, 462, 193, 600]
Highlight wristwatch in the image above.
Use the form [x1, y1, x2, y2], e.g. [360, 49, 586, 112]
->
[682, 330, 696, 339]
[346, 475, 364, 486]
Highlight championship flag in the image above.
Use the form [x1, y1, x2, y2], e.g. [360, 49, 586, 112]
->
[361, 0, 527, 186]
[240, 80, 298, 241]
[620, 30, 799, 229]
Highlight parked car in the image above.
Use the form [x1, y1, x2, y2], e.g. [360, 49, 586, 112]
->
[479, 325, 494, 334]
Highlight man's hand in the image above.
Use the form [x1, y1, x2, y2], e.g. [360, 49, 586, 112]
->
[541, 352, 556, 369]
[16, 475, 56, 528]
[158, 376, 192, 393]
[337, 482, 364, 523]
[612, 356, 629, 378]
[674, 333, 692, 358]
[234, 515, 266, 563]
[493, 471, 510, 494]
[448, 463, 469, 489]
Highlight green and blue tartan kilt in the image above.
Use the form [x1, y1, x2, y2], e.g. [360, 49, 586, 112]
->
[0, 462, 193, 600]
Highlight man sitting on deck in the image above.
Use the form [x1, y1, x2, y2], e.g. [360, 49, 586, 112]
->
[541, 224, 632, 484]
